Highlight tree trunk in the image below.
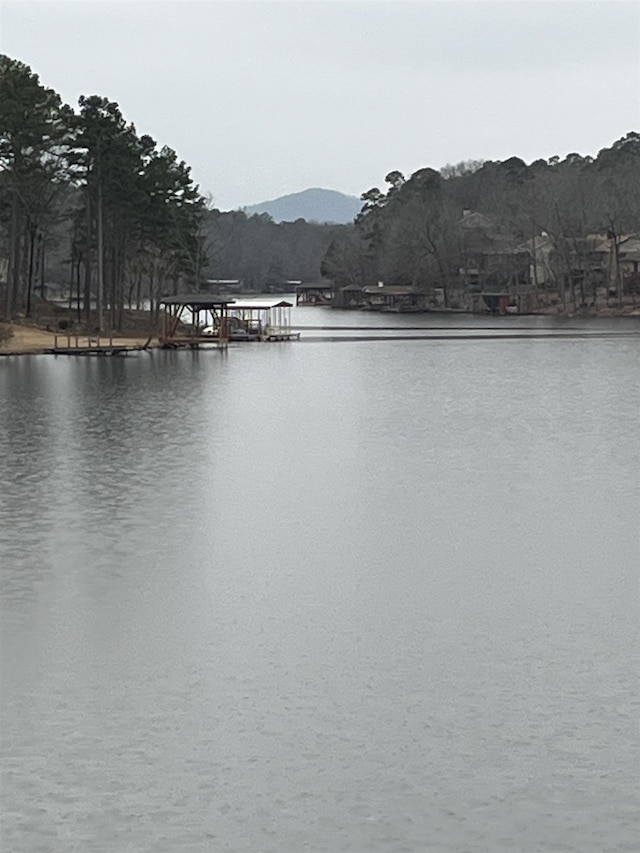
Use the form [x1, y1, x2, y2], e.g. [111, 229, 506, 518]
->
[18, 226, 30, 312]
[530, 229, 540, 306]
[25, 225, 37, 317]
[96, 177, 104, 332]
[38, 233, 45, 298]
[68, 254, 75, 315]
[84, 195, 92, 328]
[148, 267, 156, 331]
[4, 192, 20, 320]
[75, 257, 82, 322]
[115, 244, 125, 331]
[613, 235, 622, 310]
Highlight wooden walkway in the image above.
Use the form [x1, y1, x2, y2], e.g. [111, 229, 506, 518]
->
[159, 335, 228, 349]
[263, 331, 300, 341]
[159, 331, 300, 347]
[45, 334, 153, 356]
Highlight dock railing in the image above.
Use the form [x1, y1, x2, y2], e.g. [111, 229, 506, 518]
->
[54, 333, 115, 350]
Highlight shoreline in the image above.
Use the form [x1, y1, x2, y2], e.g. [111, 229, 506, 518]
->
[1, 309, 638, 357]
[0, 325, 161, 357]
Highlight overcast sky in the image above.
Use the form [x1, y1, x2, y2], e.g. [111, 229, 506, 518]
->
[1, 1, 638, 209]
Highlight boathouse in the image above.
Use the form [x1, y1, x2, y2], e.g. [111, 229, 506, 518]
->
[158, 294, 235, 347]
[295, 283, 334, 306]
[223, 300, 298, 341]
[332, 284, 365, 309]
[361, 285, 426, 312]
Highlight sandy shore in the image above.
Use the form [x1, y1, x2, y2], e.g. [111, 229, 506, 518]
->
[0, 325, 159, 356]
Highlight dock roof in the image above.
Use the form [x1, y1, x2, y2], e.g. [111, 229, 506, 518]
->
[159, 294, 236, 308]
[229, 300, 293, 310]
[296, 283, 333, 290]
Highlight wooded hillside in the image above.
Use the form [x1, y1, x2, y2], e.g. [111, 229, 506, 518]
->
[322, 141, 640, 311]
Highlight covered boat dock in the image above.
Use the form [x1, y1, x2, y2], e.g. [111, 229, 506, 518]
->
[225, 300, 299, 341]
[159, 295, 300, 346]
[159, 294, 235, 348]
[295, 283, 334, 306]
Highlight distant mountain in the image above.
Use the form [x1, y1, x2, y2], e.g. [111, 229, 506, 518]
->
[242, 188, 362, 224]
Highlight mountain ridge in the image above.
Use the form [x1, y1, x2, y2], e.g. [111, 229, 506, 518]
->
[240, 187, 361, 224]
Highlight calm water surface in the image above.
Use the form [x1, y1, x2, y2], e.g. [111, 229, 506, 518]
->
[1, 313, 639, 852]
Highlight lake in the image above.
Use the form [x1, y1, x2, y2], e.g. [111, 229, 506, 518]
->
[1, 310, 638, 852]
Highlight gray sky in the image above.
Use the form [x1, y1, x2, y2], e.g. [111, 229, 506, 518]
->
[1, 1, 639, 210]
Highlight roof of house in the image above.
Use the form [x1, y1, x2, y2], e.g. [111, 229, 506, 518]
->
[590, 234, 640, 256]
[517, 235, 555, 253]
[482, 243, 525, 256]
[619, 236, 640, 258]
[458, 211, 495, 229]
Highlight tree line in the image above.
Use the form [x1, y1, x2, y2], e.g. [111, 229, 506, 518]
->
[321, 137, 640, 310]
[0, 55, 350, 331]
[0, 55, 214, 330]
[200, 209, 346, 292]
[2, 54, 638, 330]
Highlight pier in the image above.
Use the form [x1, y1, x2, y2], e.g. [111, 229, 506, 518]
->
[45, 333, 153, 356]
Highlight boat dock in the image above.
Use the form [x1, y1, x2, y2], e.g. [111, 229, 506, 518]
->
[228, 300, 300, 341]
[45, 333, 153, 356]
[158, 295, 300, 347]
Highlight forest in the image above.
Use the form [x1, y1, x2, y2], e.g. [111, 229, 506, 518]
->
[0, 55, 348, 331]
[326, 138, 640, 311]
[1, 53, 639, 334]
